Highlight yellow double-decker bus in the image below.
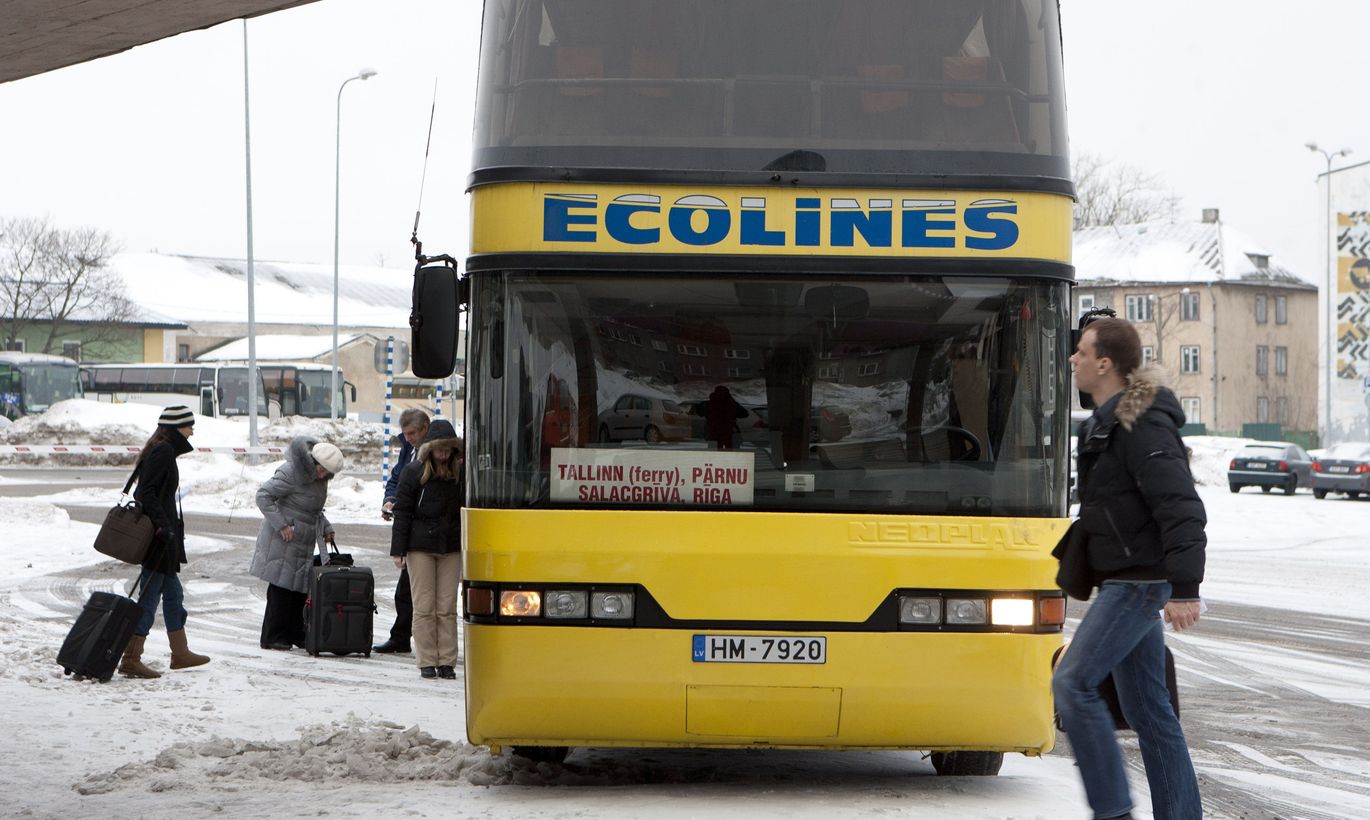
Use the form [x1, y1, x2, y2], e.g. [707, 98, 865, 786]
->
[412, 0, 1073, 775]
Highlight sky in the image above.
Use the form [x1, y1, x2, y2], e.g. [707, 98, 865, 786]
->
[0, 0, 1367, 281]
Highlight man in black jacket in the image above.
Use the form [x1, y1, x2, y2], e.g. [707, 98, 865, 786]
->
[374, 408, 429, 654]
[1053, 319, 1204, 820]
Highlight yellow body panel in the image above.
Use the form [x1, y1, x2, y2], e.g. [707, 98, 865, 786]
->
[463, 509, 1068, 750]
[470, 182, 1072, 263]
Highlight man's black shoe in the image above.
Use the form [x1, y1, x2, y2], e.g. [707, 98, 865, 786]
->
[437, 665, 456, 679]
[420, 666, 438, 679]
[373, 639, 411, 654]
[260, 641, 293, 651]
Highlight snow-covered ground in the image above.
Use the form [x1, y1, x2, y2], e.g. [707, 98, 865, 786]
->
[1, 402, 1367, 817]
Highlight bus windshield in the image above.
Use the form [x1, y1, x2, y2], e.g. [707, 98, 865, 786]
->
[298, 369, 338, 417]
[20, 364, 83, 413]
[475, 0, 1067, 179]
[468, 271, 1069, 516]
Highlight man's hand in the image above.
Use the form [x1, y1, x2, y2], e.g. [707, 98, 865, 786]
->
[1163, 600, 1202, 632]
[392, 555, 405, 570]
[324, 532, 336, 547]
[382, 500, 394, 522]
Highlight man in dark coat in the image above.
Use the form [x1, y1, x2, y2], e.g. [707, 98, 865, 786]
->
[374, 408, 429, 653]
[1053, 318, 1205, 820]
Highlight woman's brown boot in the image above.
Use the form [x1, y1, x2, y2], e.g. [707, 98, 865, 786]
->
[118, 634, 161, 678]
[168, 629, 210, 669]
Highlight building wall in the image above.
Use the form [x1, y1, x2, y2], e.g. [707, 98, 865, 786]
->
[1073, 282, 1317, 437]
[4, 323, 148, 362]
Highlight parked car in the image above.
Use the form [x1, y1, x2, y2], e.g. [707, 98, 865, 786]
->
[1227, 442, 1313, 495]
[1311, 441, 1370, 499]
[597, 394, 691, 443]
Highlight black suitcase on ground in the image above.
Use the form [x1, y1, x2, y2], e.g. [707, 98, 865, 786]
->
[304, 563, 375, 657]
[58, 590, 143, 682]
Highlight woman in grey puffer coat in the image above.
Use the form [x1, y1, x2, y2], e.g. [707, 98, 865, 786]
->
[250, 436, 345, 651]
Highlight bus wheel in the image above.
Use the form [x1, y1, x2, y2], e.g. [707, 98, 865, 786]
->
[511, 746, 570, 764]
[930, 751, 1003, 776]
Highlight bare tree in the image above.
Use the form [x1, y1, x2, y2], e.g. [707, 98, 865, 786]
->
[0, 216, 133, 357]
[1072, 152, 1181, 229]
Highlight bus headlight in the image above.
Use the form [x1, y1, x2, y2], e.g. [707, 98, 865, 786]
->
[545, 590, 589, 619]
[990, 597, 1035, 626]
[945, 598, 987, 625]
[591, 591, 634, 619]
[898, 596, 942, 624]
[499, 590, 541, 617]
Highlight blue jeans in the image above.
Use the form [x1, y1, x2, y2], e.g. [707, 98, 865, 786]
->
[134, 569, 187, 636]
[1052, 581, 1202, 820]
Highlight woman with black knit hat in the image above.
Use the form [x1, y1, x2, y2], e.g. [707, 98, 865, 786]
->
[119, 405, 211, 678]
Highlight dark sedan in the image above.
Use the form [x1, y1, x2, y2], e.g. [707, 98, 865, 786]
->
[1312, 442, 1370, 499]
[1228, 442, 1313, 495]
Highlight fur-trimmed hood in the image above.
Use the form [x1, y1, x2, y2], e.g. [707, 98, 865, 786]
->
[1114, 363, 1186, 431]
[285, 435, 321, 482]
[416, 419, 462, 462]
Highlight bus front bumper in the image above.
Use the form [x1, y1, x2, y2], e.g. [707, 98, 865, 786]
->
[463, 624, 1059, 753]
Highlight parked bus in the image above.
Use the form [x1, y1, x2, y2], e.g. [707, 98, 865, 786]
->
[252, 363, 355, 419]
[81, 363, 268, 419]
[412, 0, 1073, 773]
[0, 352, 84, 420]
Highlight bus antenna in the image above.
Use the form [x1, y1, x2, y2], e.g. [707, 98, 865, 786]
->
[410, 77, 439, 263]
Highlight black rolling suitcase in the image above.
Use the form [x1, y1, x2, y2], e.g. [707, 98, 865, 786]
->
[58, 583, 143, 682]
[304, 544, 375, 657]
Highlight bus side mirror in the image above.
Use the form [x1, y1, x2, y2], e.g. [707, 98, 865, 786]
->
[345, 381, 357, 401]
[410, 263, 461, 379]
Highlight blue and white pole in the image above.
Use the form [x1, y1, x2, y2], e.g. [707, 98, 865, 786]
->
[382, 335, 394, 482]
[434, 378, 443, 420]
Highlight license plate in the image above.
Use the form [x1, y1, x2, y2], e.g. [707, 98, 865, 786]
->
[1330, 465, 1351, 474]
[692, 635, 827, 664]
[1246, 462, 1268, 469]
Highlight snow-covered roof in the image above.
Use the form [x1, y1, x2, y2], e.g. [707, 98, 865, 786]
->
[109, 252, 413, 328]
[196, 333, 367, 362]
[1074, 218, 1313, 288]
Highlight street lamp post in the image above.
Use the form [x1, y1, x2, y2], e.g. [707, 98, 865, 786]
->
[1306, 141, 1352, 444]
[332, 67, 377, 421]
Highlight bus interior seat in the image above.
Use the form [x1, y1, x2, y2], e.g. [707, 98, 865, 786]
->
[624, 47, 723, 138]
[934, 56, 1020, 145]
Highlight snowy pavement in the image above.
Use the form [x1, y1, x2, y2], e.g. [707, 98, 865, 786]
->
[1, 412, 1369, 817]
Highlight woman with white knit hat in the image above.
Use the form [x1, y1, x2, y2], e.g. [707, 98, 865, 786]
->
[249, 436, 344, 650]
[119, 405, 211, 678]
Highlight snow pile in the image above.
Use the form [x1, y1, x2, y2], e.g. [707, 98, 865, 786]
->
[75, 719, 505, 794]
[1183, 435, 1255, 487]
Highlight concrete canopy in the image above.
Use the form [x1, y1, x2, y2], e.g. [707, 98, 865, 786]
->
[1, 0, 320, 85]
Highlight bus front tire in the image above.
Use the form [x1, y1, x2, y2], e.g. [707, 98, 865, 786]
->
[511, 746, 570, 764]
[929, 751, 1003, 776]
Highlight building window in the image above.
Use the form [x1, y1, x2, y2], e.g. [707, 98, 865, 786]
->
[1125, 294, 1153, 322]
[1141, 346, 1155, 364]
[1255, 294, 1268, 323]
[723, 348, 751, 360]
[856, 362, 881, 377]
[62, 341, 82, 362]
[1275, 346, 1287, 376]
[627, 333, 642, 346]
[816, 365, 839, 379]
[1181, 345, 1201, 374]
[1181, 397, 1201, 424]
[1276, 397, 1289, 425]
[1078, 293, 1095, 314]
[177, 343, 191, 362]
[725, 367, 751, 378]
[1256, 345, 1269, 376]
[651, 340, 669, 352]
[1256, 396, 1269, 423]
[1180, 291, 1200, 321]
[4, 338, 25, 352]
[1275, 295, 1287, 324]
[656, 360, 672, 373]
[676, 343, 707, 357]
[682, 363, 708, 377]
